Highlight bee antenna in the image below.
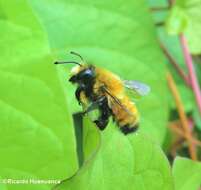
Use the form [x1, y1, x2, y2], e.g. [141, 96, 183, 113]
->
[70, 51, 84, 62]
[54, 61, 82, 66]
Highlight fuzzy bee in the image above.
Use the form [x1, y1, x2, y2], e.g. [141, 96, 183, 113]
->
[55, 52, 150, 135]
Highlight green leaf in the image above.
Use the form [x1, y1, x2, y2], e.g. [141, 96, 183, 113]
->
[157, 27, 185, 69]
[172, 157, 201, 190]
[153, 10, 169, 25]
[0, 169, 50, 190]
[82, 118, 100, 161]
[148, 0, 167, 7]
[0, 0, 78, 189]
[148, 0, 169, 24]
[166, 6, 189, 34]
[29, 0, 169, 144]
[54, 123, 174, 190]
[0, 176, 7, 190]
[166, 0, 201, 54]
[193, 108, 201, 131]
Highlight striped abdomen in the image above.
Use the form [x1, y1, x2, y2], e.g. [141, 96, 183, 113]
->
[109, 96, 139, 133]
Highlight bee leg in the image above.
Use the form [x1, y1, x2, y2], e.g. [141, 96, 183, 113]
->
[81, 96, 111, 130]
[75, 85, 85, 104]
[94, 118, 109, 130]
[94, 97, 111, 130]
[120, 124, 139, 135]
[82, 96, 105, 115]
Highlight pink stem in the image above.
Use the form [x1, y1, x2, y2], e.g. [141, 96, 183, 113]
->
[180, 34, 201, 115]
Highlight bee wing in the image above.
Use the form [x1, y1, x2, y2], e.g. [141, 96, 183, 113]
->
[102, 86, 133, 116]
[123, 80, 151, 96]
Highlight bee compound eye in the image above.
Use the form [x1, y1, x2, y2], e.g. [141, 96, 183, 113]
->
[80, 69, 95, 79]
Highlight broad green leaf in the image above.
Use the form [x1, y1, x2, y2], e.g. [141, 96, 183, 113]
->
[29, 0, 168, 144]
[0, 169, 50, 190]
[148, 0, 169, 24]
[166, 6, 189, 35]
[193, 107, 201, 131]
[172, 157, 201, 190]
[148, 0, 167, 7]
[157, 27, 186, 70]
[54, 122, 174, 190]
[152, 10, 169, 24]
[193, 58, 201, 130]
[82, 118, 100, 161]
[166, 0, 201, 54]
[0, 0, 78, 189]
[0, 176, 7, 190]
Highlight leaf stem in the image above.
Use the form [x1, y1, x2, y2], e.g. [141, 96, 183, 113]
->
[160, 42, 190, 86]
[179, 34, 201, 115]
[167, 72, 197, 160]
[167, 0, 175, 7]
[169, 122, 201, 147]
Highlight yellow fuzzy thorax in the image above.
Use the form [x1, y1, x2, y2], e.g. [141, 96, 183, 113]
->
[70, 64, 125, 96]
[95, 67, 124, 96]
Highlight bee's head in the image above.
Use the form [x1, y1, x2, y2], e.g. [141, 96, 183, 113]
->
[54, 51, 95, 84]
[69, 65, 95, 84]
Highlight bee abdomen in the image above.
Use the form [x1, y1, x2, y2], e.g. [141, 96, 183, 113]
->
[114, 103, 139, 126]
[110, 97, 139, 134]
[120, 124, 139, 135]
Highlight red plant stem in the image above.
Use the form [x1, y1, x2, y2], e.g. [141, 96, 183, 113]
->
[180, 34, 201, 115]
[160, 42, 190, 86]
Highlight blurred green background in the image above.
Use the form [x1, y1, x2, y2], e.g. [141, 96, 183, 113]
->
[0, 0, 201, 190]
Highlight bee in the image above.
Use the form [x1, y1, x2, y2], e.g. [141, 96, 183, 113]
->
[55, 52, 150, 135]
